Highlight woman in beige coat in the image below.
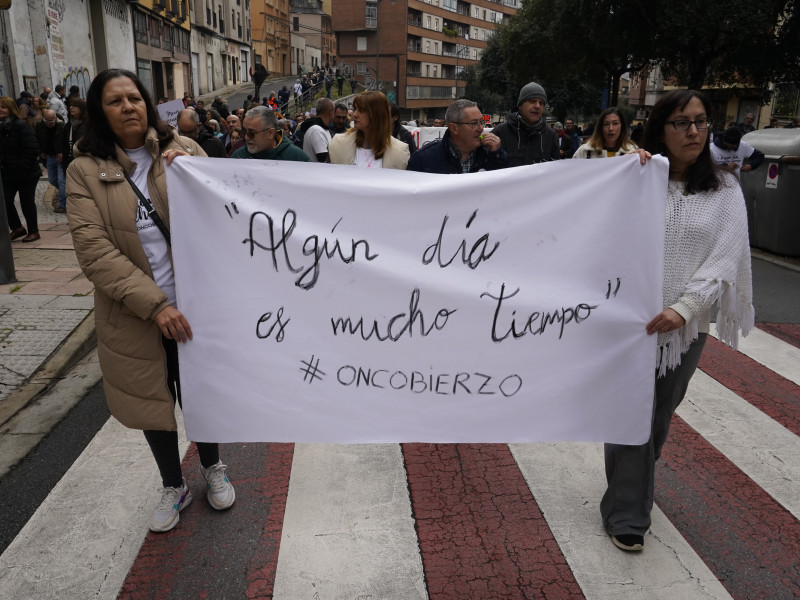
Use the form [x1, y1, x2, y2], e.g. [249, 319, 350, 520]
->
[66, 69, 235, 533]
[329, 90, 410, 169]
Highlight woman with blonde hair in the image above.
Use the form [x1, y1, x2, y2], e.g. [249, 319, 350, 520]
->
[329, 90, 409, 169]
[573, 107, 638, 159]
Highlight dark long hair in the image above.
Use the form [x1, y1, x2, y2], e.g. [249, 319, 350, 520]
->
[587, 107, 634, 152]
[642, 89, 719, 194]
[77, 69, 173, 158]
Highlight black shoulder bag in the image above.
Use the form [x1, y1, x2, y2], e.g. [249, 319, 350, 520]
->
[124, 173, 171, 246]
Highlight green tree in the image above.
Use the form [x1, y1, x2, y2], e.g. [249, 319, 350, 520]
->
[648, 0, 800, 100]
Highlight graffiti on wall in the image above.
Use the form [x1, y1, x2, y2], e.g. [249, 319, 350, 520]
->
[103, 0, 129, 23]
[63, 66, 92, 98]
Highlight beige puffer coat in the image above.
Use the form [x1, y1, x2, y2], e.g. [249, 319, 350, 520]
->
[66, 128, 204, 431]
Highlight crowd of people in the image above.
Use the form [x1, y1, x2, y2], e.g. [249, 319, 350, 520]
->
[3, 69, 759, 549]
[2, 84, 87, 242]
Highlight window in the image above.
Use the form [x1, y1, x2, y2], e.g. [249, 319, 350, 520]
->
[426, 16, 431, 28]
[149, 17, 161, 47]
[433, 66, 437, 77]
[357, 36, 367, 51]
[426, 65, 430, 76]
[473, 28, 478, 38]
[474, 7, 479, 17]
[293, 16, 299, 31]
[434, 18, 439, 31]
[134, 10, 148, 43]
[357, 62, 368, 74]
[473, 48, 478, 60]
[365, 2, 377, 28]
[425, 40, 430, 52]
[433, 42, 438, 53]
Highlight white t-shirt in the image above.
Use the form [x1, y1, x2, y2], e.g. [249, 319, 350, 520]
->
[126, 146, 176, 306]
[303, 124, 332, 162]
[710, 141, 755, 180]
[354, 146, 383, 168]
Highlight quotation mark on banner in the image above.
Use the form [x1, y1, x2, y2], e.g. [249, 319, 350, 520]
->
[224, 202, 240, 219]
[605, 278, 621, 299]
[300, 355, 326, 384]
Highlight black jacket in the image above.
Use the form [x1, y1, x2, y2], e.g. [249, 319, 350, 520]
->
[406, 130, 509, 174]
[0, 118, 42, 183]
[197, 128, 226, 158]
[34, 119, 65, 156]
[492, 111, 560, 166]
[393, 122, 417, 155]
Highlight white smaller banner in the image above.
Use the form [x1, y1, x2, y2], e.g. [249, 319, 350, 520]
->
[157, 98, 185, 128]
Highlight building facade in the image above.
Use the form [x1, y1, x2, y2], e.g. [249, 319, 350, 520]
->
[188, 0, 251, 97]
[333, 0, 517, 120]
[131, 1, 192, 101]
[289, 0, 335, 71]
[251, 0, 291, 75]
[0, 0, 135, 99]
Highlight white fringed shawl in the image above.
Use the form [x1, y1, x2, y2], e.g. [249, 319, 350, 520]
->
[656, 174, 755, 377]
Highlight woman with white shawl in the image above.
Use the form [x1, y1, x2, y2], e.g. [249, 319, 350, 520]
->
[601, 90, 754, 552]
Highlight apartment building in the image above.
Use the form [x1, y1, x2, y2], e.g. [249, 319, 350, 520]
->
[333, 0, 518, 120]
[188, 0, 252, 96]
[251, 0, 292, 75]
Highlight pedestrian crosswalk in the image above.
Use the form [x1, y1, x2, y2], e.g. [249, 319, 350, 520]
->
[0, 325, 797, 599]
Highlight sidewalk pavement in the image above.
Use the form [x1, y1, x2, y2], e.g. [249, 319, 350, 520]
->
[0, 180, 97, 477]
[2, 177, 800, 479]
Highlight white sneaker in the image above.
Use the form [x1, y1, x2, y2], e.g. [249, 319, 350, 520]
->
[150, 478, 193, 532]
[199, 462, 236, 510]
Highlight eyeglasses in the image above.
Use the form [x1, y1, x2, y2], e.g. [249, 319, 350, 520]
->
[666, 118, 711, 131]
[244, 127, 271, 138]
[456, 120, 485, 130]
[43, 119, 57, 125]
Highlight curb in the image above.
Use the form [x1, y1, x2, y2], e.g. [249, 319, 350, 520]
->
[751, 248, 800, 273]
[0, 311, 97, 429]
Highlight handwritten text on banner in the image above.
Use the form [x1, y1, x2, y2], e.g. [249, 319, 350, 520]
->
[167, 156, 668, 444]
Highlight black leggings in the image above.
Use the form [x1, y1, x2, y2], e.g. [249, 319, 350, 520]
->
[144, 338, 219, 488]
[3, 177, 39, 234]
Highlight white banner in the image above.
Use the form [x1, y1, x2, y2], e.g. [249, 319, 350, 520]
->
[168, 156, 668, 444]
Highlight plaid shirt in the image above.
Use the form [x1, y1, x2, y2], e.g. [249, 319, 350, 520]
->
[445, 134, 475, 173]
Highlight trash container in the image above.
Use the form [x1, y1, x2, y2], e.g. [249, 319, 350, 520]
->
[740, 129, 800, 256]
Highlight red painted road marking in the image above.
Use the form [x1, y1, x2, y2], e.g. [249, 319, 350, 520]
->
[119, 443, 294, 600]
[404, 443, 585, 600]
[657, 417, 800, 600]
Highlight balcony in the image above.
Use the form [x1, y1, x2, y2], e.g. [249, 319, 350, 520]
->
[365, 17, 377, 28]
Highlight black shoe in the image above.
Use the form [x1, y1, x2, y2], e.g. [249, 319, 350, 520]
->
[611, 534, 644, 552]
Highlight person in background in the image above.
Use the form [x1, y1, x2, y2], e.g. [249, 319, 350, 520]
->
[710, 126, 764, 181]
[230, 106, 310, 162]
[252, 63, 268, 102]
[177, 109, 226, 158]
[330, 102, 350, 136]
[1, 96, 42, 242]
[300, 97, 334, 162]
[328, 90, 410, 169]
[390, 102, 417, 155]
[493, 81, 560, 166]
[573, 107, 638, 159]
[35, 109, 68, 212]
[764, 117, 780, 129]
[407, 98, 507, 174]
[738, 112, 756, 134]
[59, 98, 87, 210]
[600, 89, 753, 553]
[66, 69, 236, 533]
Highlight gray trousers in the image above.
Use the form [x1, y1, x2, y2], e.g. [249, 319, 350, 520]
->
[601, 334, 707, 536]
